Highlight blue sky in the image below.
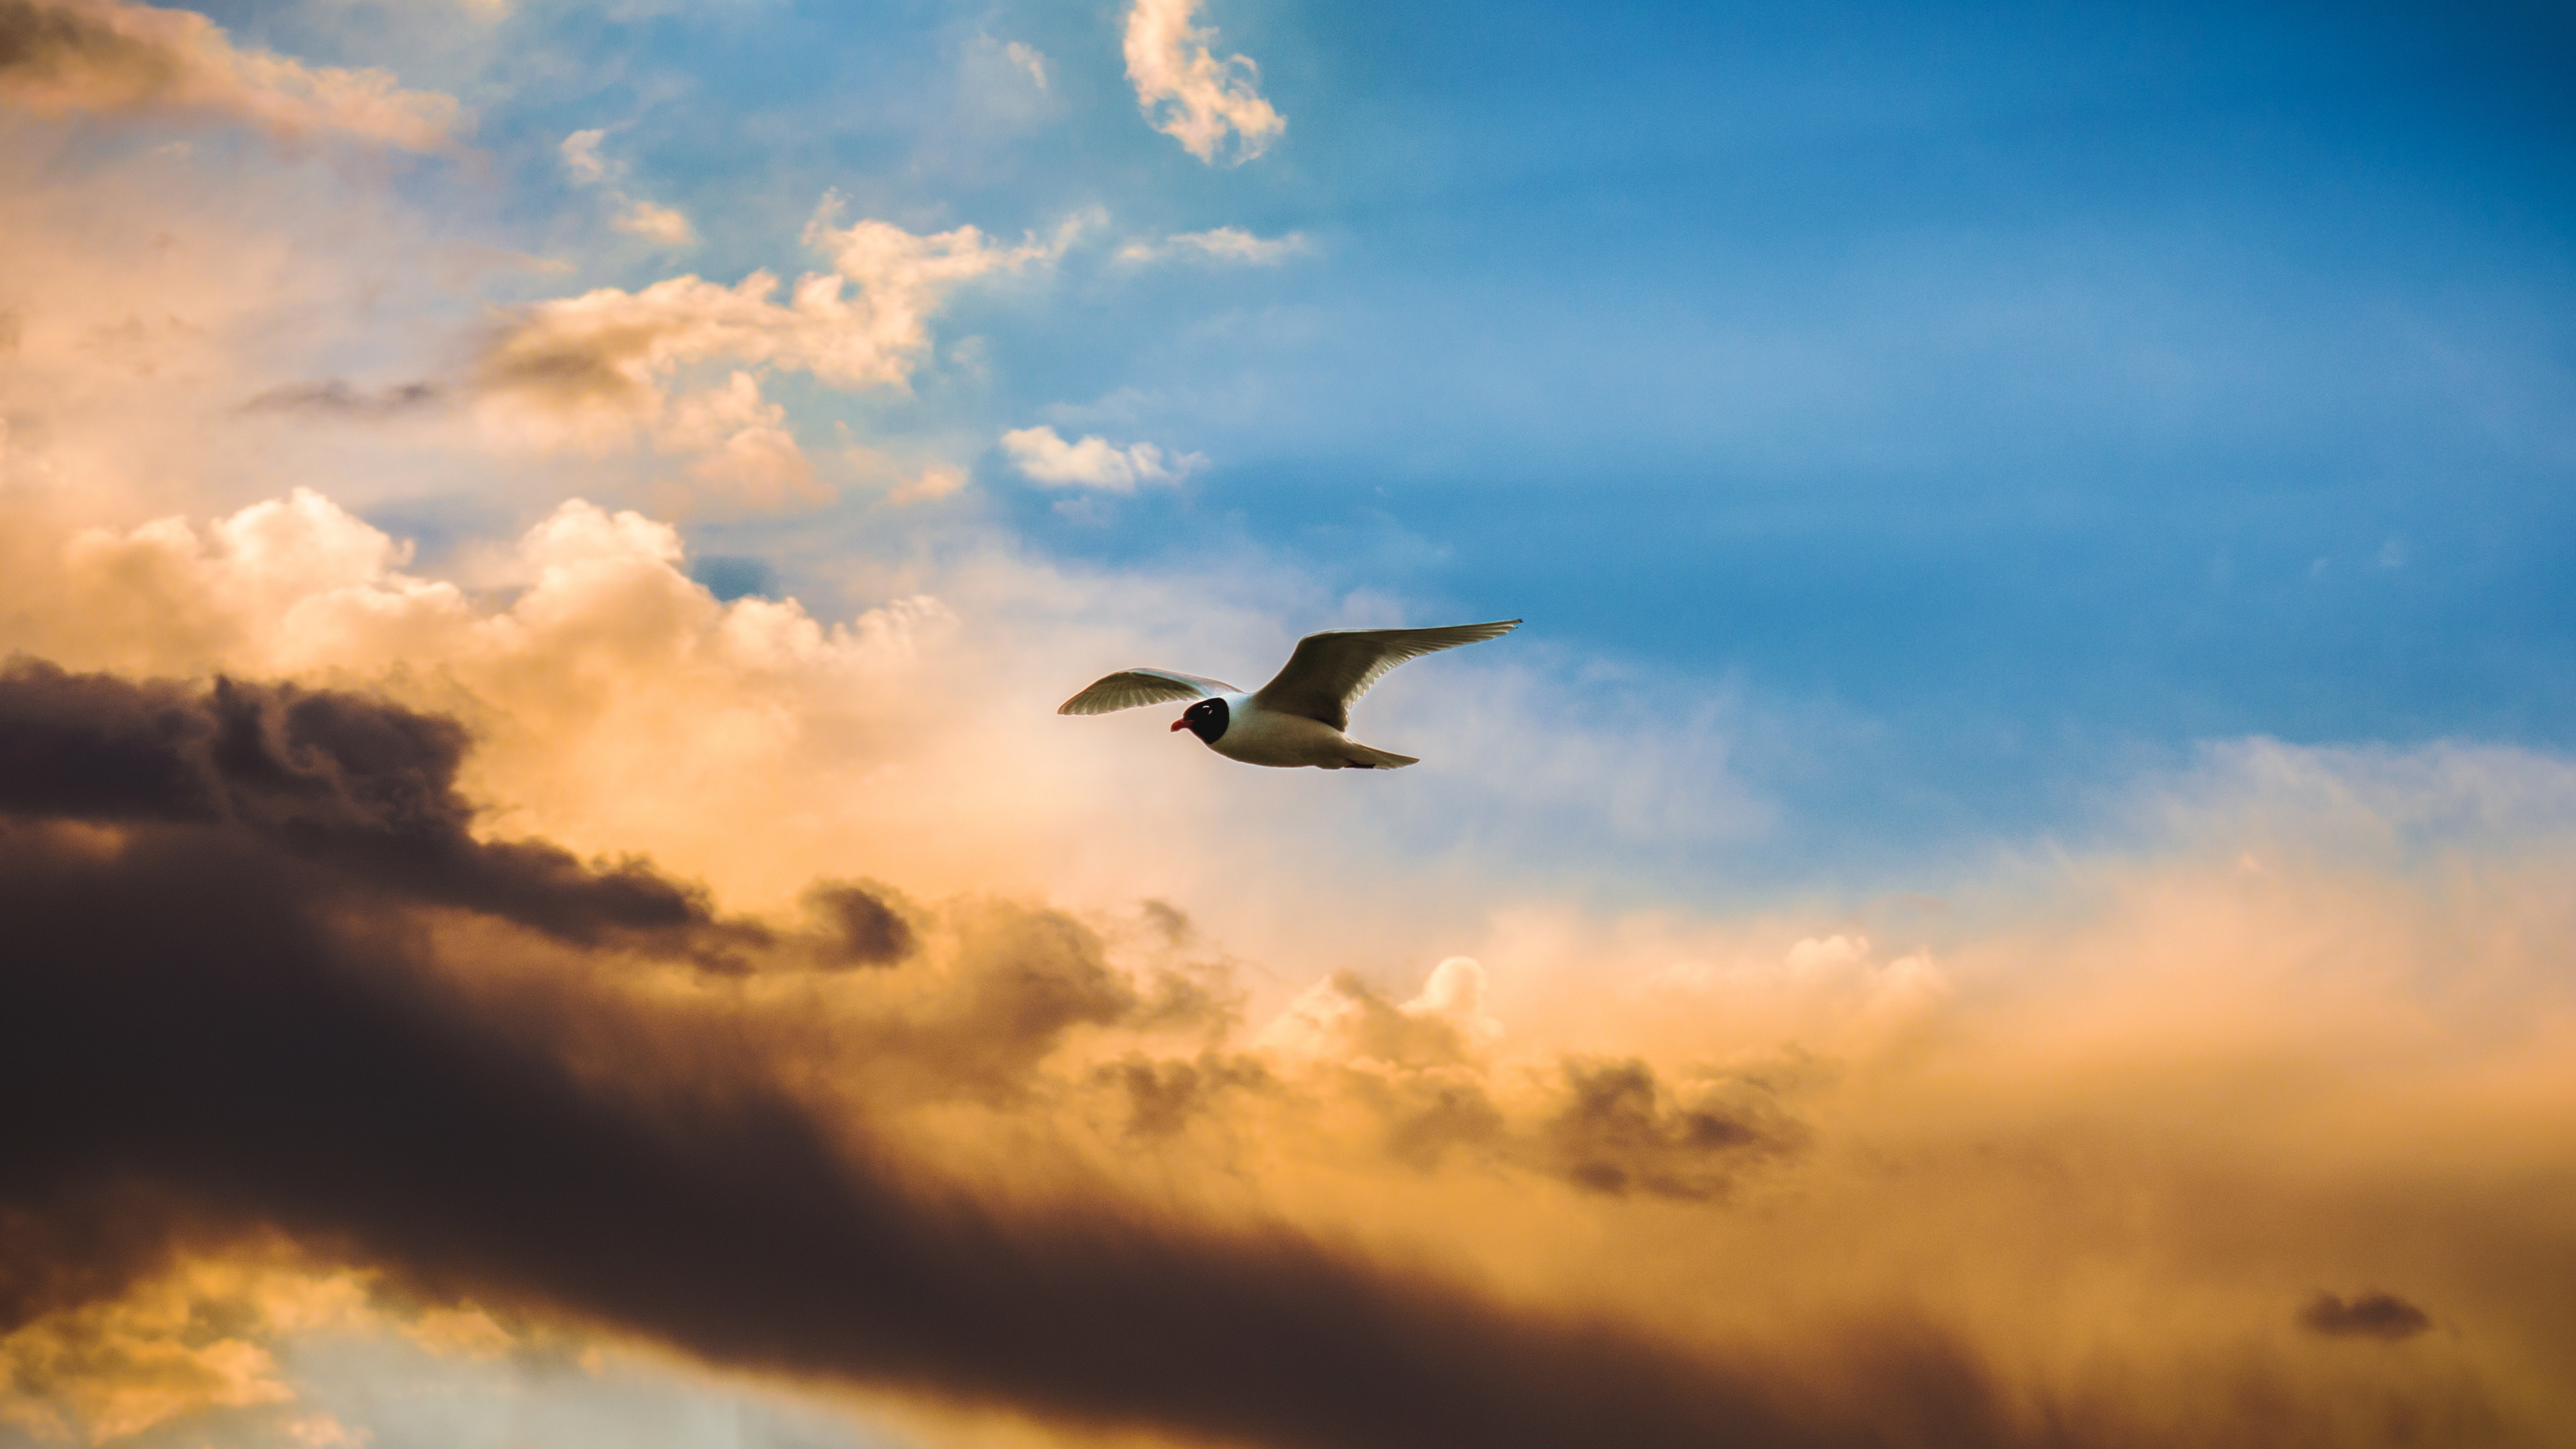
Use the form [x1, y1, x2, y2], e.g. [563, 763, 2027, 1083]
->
[180, 0, 2576, 875]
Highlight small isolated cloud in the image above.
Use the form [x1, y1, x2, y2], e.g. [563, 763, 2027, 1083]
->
[558, 126, 609, 184]
[0, 0, 465, 149]
[1004, 39, 1047, 91]
[1117, 226, 1309, 266]
[1000, 425, 1202, 493]
[613, 197, 694, 246]
[2297, 1291, 2432, 1340]
[1122, 0, 1283, 164]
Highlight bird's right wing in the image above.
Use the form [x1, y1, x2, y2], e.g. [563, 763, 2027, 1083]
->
[1253, 620, 1520, 731]
[1057, 668, 1239, 716]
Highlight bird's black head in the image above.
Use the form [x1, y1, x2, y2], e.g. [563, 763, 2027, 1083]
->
[1171, 697, 1229, 745]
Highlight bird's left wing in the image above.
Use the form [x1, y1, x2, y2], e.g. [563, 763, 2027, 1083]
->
[1057, 668, 1239, 716]
[1253, 620, 1519, 731]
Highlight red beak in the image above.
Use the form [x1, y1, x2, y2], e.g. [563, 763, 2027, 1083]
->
[1170, 718, 1191, 732]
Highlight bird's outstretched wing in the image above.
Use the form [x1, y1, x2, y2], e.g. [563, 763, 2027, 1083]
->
[1058, 668, 1240, 716]
[1253, 620, 1520, 731]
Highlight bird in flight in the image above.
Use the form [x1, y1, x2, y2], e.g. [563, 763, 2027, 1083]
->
[1059, 621, 1521, 769]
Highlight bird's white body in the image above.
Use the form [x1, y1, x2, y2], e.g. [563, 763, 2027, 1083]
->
[1057, 619, 1519, 771]
[1199, 693, 1414, 770]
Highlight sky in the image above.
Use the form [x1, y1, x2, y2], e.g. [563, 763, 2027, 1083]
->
[1, 1, 2573, 1446]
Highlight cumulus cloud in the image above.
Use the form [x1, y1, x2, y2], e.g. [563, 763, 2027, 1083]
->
[1117, 225, 1310, 265]
[655, 370, 822, 506]
[1122, 0, 1284, 163]
[473, 201, 1079, 500]
[1000, 423, 1203, 492]
[0, 0, 465, 148]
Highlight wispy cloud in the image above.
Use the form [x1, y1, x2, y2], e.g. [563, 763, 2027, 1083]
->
[559, 126, 696, 247]
[241, 379, 445, 419]
[1000, 424, 1203, 491]
[1122, 0, 1283, 164]
[0, 0, 466, 149]
[1118, 225, 1310, 266]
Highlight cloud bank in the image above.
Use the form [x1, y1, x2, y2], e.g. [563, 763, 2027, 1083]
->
[0, 659, 2052, 1449]
[0, 486, 2571, 1447]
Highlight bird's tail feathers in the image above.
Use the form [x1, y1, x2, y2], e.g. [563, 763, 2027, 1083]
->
[1342, 743, 1419, 770]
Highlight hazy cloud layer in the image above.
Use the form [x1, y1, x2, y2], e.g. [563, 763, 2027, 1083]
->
[0, 0, 464, 148]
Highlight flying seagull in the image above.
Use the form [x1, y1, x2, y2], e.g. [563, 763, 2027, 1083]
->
[1059, 620, 1521, 769]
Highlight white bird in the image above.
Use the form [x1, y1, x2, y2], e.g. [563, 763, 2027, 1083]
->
[1058, 620, 1520, 769]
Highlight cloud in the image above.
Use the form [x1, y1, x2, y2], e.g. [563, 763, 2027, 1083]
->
[612, 197, 694, 246]
[1002, 38, 1046, 91]
[0, 487, 2571, 1441]
[241, 379, 445, 418]
[558, 126, 609, 184]
[655, 370, 822, 507]
[0, 660, 2047, 1449]
[0, 0, 466, 149]
[1122, 0, 1284, 163]
[0, 659, 760, 958]
[1000, 424, 1203, 492]
[2298, 1291, 2434, 1341]
[560, 127, 696, 247]
[1117, 225, 1310, 265]
[474, 201, 1077, 468]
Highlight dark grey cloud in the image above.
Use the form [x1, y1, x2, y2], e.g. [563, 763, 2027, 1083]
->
[805, 881, 916, 967]
[0, 661, 2025, 1449]
[1093, 1051, 1271, 1140]
[2298, 1291, 2433, 1341]
[1538, 1059, 1798, 1201]
[0, 0, 457, 147]
[0, 659, 757, 958]
[0, 0, 176, 97]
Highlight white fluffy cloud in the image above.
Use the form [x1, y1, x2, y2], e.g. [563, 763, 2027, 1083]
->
[480, 203, 1075, 441]
[1122, 0, 1284, 164]
[1116, 226, 1309, 265]
[473, 202, 1086, 502]
[1000, 425, 1203, 492]
[0, 0, 465, 149]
